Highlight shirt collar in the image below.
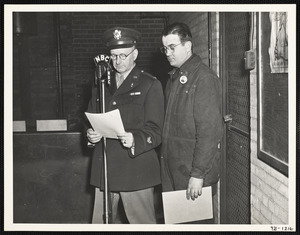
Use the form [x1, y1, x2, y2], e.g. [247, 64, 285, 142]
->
[116, 63, 136, 80]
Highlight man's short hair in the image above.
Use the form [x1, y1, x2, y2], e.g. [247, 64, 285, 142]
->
[162, 23, 192, 43]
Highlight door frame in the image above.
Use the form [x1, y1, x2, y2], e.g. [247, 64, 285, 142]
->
[219, 12, 228, 224]
[219, 12, 252, 224]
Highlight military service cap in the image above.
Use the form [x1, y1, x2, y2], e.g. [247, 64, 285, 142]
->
[103, 27, 141, 49]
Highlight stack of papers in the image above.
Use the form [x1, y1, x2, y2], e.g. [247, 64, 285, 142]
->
[162, 186, 213, 224]
[85, 109, 125, 139]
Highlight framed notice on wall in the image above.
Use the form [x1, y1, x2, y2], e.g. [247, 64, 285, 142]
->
[268, 12, 288, 73]
[257, 12, 288, 176]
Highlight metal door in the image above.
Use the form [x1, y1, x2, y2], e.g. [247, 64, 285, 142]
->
[220, 12, 251, 224]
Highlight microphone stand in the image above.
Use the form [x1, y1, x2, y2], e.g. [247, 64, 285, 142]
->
[101, 80, 109, 224]
[97, 64, 111, 224]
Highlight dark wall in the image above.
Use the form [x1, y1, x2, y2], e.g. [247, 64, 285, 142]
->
[13, 132, 94, 223]
[13, 12, 170, 131]
[13, 13, 58, 131]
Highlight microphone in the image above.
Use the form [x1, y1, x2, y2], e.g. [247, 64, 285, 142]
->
[96, 61, 107, 79]
[94, 54, 111, 85]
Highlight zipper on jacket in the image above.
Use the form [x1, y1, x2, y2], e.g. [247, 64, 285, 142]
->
[162, 72, 179, 190]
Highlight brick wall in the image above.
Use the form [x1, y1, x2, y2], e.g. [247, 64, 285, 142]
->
[13, 12, 167, 131]
[250, 13, 289, 224]
[61, 12, 168, 130]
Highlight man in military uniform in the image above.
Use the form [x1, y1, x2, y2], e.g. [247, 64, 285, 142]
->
[85, 27, 164, 224]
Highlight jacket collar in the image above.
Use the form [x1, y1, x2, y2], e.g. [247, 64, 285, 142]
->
[168, 54, 201, 80]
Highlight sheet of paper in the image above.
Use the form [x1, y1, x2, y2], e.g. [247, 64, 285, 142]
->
[162, 186, 213, 224]
[85, 109, 125, 139]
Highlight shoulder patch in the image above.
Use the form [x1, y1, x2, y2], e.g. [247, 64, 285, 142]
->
[141, 70, 157, 80]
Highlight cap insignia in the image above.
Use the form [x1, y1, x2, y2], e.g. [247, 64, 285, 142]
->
[113, 29, 122, 40]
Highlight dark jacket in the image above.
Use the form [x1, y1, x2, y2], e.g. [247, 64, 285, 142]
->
[85, 66, 164, 192]
[161, 54, 223, 192]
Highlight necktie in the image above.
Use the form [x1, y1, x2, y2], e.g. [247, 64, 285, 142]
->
[117, 75, 124, 88]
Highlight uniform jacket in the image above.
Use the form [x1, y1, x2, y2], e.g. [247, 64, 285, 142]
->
[161, 54, 223, 192]
[85, 66, 164, 192]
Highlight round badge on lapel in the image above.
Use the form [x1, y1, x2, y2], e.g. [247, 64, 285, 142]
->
[179, 75, 188, 84]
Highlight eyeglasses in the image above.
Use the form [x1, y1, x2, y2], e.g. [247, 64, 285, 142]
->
[110, 49, 135, 61]
[160, 43, 182, 54]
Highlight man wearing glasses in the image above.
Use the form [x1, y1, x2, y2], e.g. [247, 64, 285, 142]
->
[160, 23, 223, 223]
[85, 27, 164, 223]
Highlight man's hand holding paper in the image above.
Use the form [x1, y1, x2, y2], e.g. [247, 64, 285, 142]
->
[186, 177, 204, 200]
[85, 109, 125, 139]
[86, 128, 102, 144]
